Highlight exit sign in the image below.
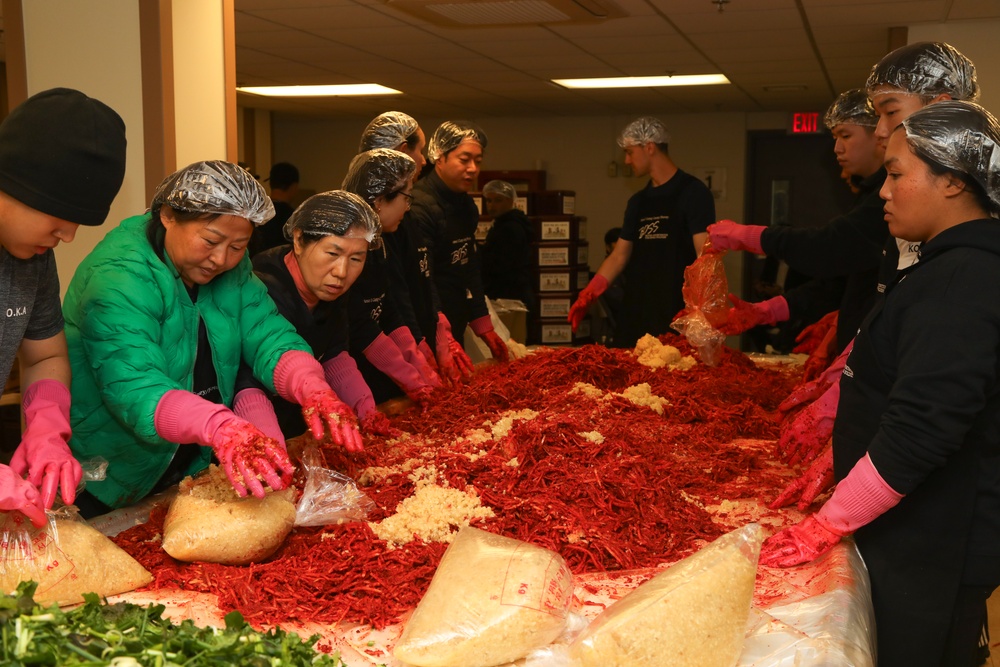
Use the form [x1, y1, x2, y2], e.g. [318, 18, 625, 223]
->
[791, 112, 821, 134]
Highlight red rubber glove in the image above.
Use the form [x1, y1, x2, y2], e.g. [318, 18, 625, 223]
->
[762, 454, 903, 567]
[232, 388, 286, 446]
[777, 340, 852, 422]
[0, 464, 47, 527]
[706, 220, 766, 254]
[777, 380, 838, 465]
[718, 294, 789, 335]
[435, 312, 474, 383]
[390, 327, 443, 388]
[792, 311, 839, 355]
[8, 380, 82, 508]
[470, 315, 509, 362]
[274, 350, 363, 453]
[568, 274, 608, 331]
[801, 328, 841, 384]
[363, 333, 435, 400]
[417, 339, 442, 375]
[155, 390, 295, 498]
[769, 443, 834, 510]
[360, 411, 401, 438]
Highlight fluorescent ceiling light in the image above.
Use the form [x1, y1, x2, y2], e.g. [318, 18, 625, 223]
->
[552, 74, 729, 89]
[237, 84, 402, 97]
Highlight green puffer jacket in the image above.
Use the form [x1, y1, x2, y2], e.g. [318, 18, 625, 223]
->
[63, 214, 311, 509]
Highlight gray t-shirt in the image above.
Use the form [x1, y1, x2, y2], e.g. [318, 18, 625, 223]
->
[0, 248, 64, 385]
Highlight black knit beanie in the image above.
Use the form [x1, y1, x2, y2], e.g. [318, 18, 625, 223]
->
[0, 87, 127, 226]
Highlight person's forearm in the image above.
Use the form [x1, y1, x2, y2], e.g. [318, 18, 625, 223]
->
[19, 334, 72, 389]
[595, 245, 630, 283]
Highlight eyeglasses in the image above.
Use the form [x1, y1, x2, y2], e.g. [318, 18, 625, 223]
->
[393, 190, 414, 208]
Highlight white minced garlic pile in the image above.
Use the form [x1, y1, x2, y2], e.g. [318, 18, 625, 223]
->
[570, 381, 671, 415]
[633, 334, 697, 370]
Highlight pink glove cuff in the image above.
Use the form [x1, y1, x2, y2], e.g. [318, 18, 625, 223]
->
[816, 454, 903, 536]
[322, 352, 377, 420]
[364, 334, 427, 392]
[233, 388, 285, 445]
[22, 379, 71, 421]
[154, 389, 233, 446]
[389, 326, 420, 356]
[469, 315, 494, 336]
[735, 224, 765, 254]
[274, 349, 328, 405]
[761, 296, 790, 325]
[821, 340, 854, 385]
[586, 274, 609, 297]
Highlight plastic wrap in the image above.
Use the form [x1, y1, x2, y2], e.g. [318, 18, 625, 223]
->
[151, 160, 274, 226]
[671, 245, 730, 366]
[899, 100, 1000, 210]
[342, 148, 416, 206]
[427, 120, 488, 163]
[482, 180, 516, 200]
[0, 505, 151, 606]
[283, 189, 382, 248]
[359, 111, 420, 153]
[617, 116, 670, 148]
[294, 446, 375, 527]
[866, 41, 979, 101]
[823, 89, 877, 130]
[394, 526, 574, 667]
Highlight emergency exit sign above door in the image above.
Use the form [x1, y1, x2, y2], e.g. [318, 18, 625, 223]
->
[790, 112, 822, 134]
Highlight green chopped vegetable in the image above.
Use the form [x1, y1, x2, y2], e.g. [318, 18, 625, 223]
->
[0, 582, 344, 666]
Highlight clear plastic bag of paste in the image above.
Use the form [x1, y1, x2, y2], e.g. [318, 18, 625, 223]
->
[294, 446, 375, 527]
[394, 526, 575, 667]
[671, 244, 729, 366]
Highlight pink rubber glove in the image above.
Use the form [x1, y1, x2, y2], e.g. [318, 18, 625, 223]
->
[435, 312, 474, 383]
[792, 311, 839, 355]
[0, 464, 47, 527]
[470, 315, 509, 362]
[416, 338, 442, 376]
[777, 340, 852, 421]
[155, 390, 294, 498]
[8, 380, 81, 508]
[761, 454, 903, 567]
[232, 388, 286, 446]
[770, 443, 834, 510]
[274, 350, 363, 453]
[718, 294, 789, 335]
[568, 274, 608, 331]
[363, 333, 434, 402]
[777, 380, 838, 465]
[706, 220, 766, 254]
[360, 411, 401, 438]
[390, 327, 443, 388]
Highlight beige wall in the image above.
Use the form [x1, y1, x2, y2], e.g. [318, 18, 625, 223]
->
[909, 20, 999, 110]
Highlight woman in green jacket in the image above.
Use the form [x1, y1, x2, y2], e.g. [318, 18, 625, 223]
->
[63, 161, 362, 516]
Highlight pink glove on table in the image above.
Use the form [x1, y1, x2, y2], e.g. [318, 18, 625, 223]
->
[390, 327, 442, 388]
[233, 388, 285, 446]
[274, 350, 363, 453]
[777, 380, 839, 465]
[706, 220, 766, 254]
[155, 389, 294, 498]
[470, 315, 509, 362]
[770, 443, 835, 510]
[435, 312, 474, 383]
[0, 464, 47, 527]
[8, 379, 81, 508]
[761, 453, 903, 567]
[364, 333, 434, 403]
[718, 294, 789, 335]
[568, 274, 608, 331]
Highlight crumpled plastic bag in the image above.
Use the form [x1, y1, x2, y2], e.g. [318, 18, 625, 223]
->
[294, 446, 375, 527]
[671, 244, 729, 366]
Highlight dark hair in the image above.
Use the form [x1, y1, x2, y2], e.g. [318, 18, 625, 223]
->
[654, 142, 670, 155]
[604, 227, 622, 245]
[268, 162, 299, 190]
[145, 206, 221, 260]
[404, 128, 422, 151]
[923, 156, 996, 216]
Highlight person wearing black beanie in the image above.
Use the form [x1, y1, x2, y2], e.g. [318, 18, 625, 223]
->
[0, 87, 127, 527]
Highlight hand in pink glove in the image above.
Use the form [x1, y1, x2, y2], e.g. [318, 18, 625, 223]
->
[364, 333, 435, 403]
[777, 380, 838, 465]
[274, 351, 364, 453]
[360, 411, 401, 438]
[417, 339, 442, 376]
[568, 274, 608, 331]
[770, 443, 834, 510]
[762, 453, 903, 567]
[777, 340, 852, 421]
[706, 220, 766, 254]
[406, 386, 435, 409]
[0, 464, 47, 527]
[232, 388, 286, 446]
[435, 313, 474, 383]
[792, 311, 839, 355]
[390, 327, 443, 388]
[469, 315, 509, 362]
[717, 294, 789, 335]
[8, 380, 82, 508]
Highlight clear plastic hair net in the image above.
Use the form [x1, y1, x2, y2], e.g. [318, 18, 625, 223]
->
[617, 116, 671, 148]
[900, 100, 1000, 212]
[283, 189, 381, 248]
[342, 148, 416, 205]
[426, 120, 488, 163]
[866, 41, 979, 102]
[359, 111, 420, 153]
[824, 89, 878, 129]
[482, 180, 516, 200]
[152, 160, 274, 226]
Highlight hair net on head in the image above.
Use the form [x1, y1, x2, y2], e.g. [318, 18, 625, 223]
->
[427, 120, 488, 163]
[152, 160, 274, 226]
[617, 116, 671, 148]
[900, 100, 1000, 212]
[482, 180, 516, 200]
[866, 41, 979, 102]
[283, 189, 382, 249]
[824, 89, 878, 129]
[342, 148, 416, 206]
[359, 111, 420, 153]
